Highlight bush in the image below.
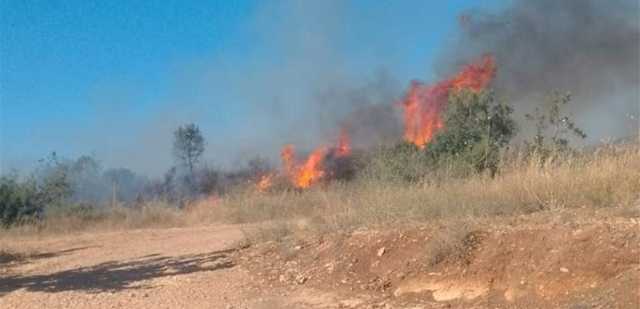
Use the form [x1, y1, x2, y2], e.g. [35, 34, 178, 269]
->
[0, 153, 75, 227]
[0, 176, 42, 226]
[361, 90, 517, 182]
[360, 143, 431, 183]
[524, 91, 587, 159]
[426, 90, 516, 175]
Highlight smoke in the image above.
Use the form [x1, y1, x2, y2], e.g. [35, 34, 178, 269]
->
[441, 0, 640, 141]
[311, 69, 403, 149]
[6, 1, 637, 179]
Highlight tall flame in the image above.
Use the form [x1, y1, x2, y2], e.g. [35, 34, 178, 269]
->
[296, 147, 327, 189]
[280, 145, 326, 189]
[400, 55, 496, 148]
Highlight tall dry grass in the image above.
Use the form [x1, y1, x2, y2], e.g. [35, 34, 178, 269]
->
[214, 143, 639, 233]
[2, 201, 186, 237]
[5, 143, 638, 237]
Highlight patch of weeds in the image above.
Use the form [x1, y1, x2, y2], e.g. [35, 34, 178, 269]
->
[425, 222, 485, 266]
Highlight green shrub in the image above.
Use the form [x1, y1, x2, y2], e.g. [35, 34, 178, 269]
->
[0, 176, 41, 226]
[361, 90, 517, 182]
[359, 142, 431, 183]
[426, 90, 517, 176]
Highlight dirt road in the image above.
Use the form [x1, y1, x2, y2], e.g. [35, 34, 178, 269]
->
[0, 225, 339, 309]
[2, 215, 638, 308]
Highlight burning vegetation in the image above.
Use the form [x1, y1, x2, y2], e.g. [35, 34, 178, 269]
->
[258, 55, 499, 191]
[400, 55, 496, 148]
[278, 128, 353, 190]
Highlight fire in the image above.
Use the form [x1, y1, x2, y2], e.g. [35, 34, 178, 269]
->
[279, 129, 352, 189]
[335, 128, 351, 157]
[280, 145, 326, 189]
[281, 144, 296, 177]
[256, 174, 274, 192]
[400, 55, 496, 148]
[295, 147, 327, 189]
[449, 55, 496, 92]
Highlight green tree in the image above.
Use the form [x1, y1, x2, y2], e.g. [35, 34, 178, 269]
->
[36, 152, 73, 207]
[173, 123, 206, 175]
[0, 175, 40, 226]
[427, 90, 517, 175]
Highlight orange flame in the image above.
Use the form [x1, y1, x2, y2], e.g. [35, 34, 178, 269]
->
[280, 145, 326, 189]
[256, 174, 274, 192]
[296, 147, 327, 189]
[400, 55, 496, 148]
[279, 129, 352, 189]
[335, 128, 351, 157]
[281, 144, 296, 178]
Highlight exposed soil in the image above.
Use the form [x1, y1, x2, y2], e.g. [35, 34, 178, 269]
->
[1, 210, 638, 308]
[243, 210, 640, 308]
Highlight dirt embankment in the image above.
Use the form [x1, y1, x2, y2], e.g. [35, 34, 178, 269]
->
[1, 210, 638, 308]
[242, 211, 640, 308]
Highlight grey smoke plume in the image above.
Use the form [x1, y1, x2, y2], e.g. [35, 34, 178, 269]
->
[442, 0, 640, 141]
[311, 70, 403, 149]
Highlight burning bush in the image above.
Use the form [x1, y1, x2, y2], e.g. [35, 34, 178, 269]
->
[274, 129, 355, 190]
[360, 90, 516, 182]
[426, 90, 516, 175]
[261, 56, 503, 190]
[399, 55, 496, 148]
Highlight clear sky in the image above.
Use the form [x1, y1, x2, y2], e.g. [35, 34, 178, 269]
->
[1, 0, 505, 175]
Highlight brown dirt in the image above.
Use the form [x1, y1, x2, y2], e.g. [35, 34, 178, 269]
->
[243, 210, 640, 308]
[0, 225, 366, 309]
[1, 210, 638, 308]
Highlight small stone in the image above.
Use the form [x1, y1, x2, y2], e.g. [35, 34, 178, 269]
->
[560, 267, 569, 273]
[377, 247, 386, 257]
[296, 274, 308, 284]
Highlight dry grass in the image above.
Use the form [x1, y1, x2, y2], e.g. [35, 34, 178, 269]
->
[214, 143, 639, 234]
[424, 221, 482, 266]
[5, 143, 638, 237]
[3, 201, 186, 237]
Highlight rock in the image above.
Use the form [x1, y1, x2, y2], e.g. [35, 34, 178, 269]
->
[296, 274, 307, 284]
[377, 247, 386, 257]
[560, 267, 569, 273]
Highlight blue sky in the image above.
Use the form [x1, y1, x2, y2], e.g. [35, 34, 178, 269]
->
[1, 0, 505, 175]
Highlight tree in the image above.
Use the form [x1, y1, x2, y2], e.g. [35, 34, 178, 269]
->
[427, 90, 517, 175]
[173, 123, 205, 175]
[69, 155, 105, 203]
[0, 175, 40, 226]
[361, 90, 517, 182]
[103, 167, 146, 203]
[35, 152, 73, 207]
